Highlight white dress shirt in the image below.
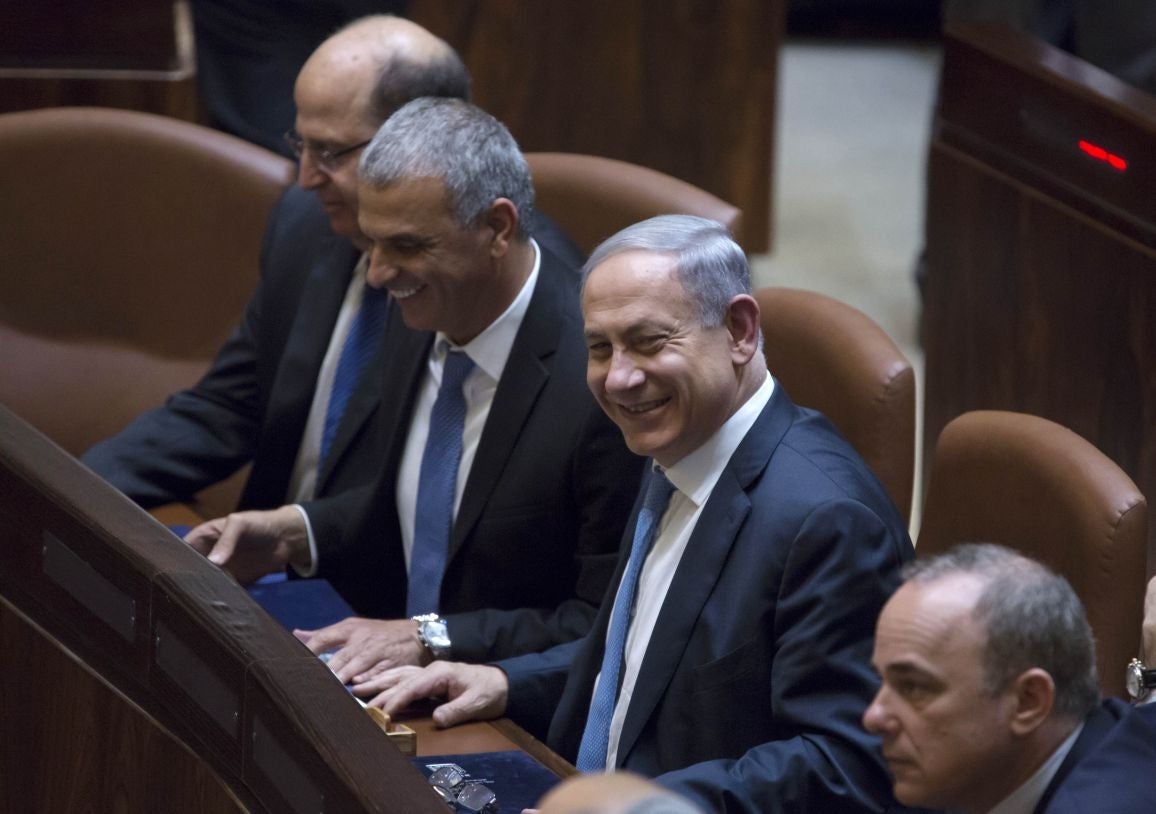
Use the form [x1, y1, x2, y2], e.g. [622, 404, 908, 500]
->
[603, 372, 774, 767]
[395, 240, 541, 571]
[986, 724, 1082, 814]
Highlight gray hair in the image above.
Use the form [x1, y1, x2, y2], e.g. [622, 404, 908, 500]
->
[904, 543, 1100, 719]
[359, 97, 534, 237]
[582, 215, 748, 327]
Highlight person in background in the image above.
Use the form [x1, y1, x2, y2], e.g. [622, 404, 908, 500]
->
[865, 543, 1156, 813]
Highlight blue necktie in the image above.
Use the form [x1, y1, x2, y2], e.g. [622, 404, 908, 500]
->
[406, 348, 476, 616]
[575, 467, 676, 771]
[320, 284, 387, 468]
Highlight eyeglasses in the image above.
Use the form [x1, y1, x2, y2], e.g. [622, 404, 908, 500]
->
[427, 764, 499, 813]
[283, 129, 371, 172]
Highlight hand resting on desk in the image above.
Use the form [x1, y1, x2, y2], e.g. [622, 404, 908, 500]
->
[358, 661, 509, 727]
[184, 505, 309, 584]
[294, 617, 431, 683]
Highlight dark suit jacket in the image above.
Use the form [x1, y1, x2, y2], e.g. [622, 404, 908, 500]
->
[502, 384, 913, 813]
[304, 248, 644, 661]
[82, 185, 585, 515]
[1035, 699, 1156, 813]
[82, 185, 380, 511]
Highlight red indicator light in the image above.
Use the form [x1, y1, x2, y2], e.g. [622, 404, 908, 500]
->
[1078, 139, 1128, 172]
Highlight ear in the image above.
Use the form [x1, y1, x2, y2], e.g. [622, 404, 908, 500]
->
[724, 294, 762, 365]
[1008, 668, 1056, 736]
[483, 197, 519, 258]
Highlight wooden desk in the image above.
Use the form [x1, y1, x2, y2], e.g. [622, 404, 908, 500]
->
[0, 405, 568, 812]
[923, 23, 1156, 572]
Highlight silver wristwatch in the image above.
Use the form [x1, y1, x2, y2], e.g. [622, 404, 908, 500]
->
[1126, 658, 1156, 702]
[412, 613, 452, 659]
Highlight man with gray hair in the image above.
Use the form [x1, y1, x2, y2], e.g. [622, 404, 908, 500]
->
[865, 543, 1156, 813]
[368, 214, 915, 812]
[190, 98, 640, 679]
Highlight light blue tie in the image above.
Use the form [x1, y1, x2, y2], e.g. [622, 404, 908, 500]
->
[320, 284, 387, 468]
[575, 467, 676, 771]
[406, 347, 476, 616]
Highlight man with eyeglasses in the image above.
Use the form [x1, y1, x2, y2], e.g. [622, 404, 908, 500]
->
[83, 17, 586, 584]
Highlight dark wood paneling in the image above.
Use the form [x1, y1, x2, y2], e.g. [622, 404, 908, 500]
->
[0, 601, 243, 813]
[924, 23, 1156, 571]
[0, 0, 205, 121]
[409, 0, 782, 251]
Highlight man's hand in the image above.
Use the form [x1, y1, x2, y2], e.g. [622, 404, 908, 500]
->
[294, 618, 429, 683]
[1143, 574, 1156, 663]
[183, 505, 308, 584]
[356, 661, 509, 727]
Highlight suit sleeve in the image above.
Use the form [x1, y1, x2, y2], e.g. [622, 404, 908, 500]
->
[80, 206, 284, 508]
[655, 500, 908, 814]
[442, 402, 642, 662]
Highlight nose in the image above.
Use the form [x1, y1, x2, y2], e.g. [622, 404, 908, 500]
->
[366, 245, 398, 288]
[604, 350, 645, 394]
[296, 150, 327, 190]
[862, 687, 895, 735]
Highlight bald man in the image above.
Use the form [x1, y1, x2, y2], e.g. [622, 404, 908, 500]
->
[83, 16, 580, 553]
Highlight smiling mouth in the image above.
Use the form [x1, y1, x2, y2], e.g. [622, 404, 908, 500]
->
[619, 397, 671, 415]
[389, 284, 425, 300]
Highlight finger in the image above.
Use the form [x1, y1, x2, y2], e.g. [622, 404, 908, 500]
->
[206, 516, 243, 566]
[299, 622, 352, 656]
[183, 520, 222, 556]
[292, 629, 313, 644]
[379, 671, 446, 717]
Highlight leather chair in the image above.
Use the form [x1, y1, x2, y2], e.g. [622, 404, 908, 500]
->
[917, 410, 1148, 698]
[524, 152, 743, 255]
[0, 107, 293, 512]
[754, 287, 916, 523]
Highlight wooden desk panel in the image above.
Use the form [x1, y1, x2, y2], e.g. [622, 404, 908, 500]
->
[923, 23, 1156, 571]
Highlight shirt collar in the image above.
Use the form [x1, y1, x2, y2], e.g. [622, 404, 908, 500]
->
[432, 238, 540, 380]
[986, 723, 1084, 814]
[663, 373, 774, 507]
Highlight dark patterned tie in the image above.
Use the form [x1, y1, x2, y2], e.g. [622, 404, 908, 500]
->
[575, 467, 676, 771]
[406, 348, 476, 616]
[319, 284, 387, 469]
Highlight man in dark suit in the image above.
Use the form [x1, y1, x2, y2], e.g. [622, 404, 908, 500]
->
[865, 543, 1156, 814]
[187, 99, 641, 677]
[368, 215, 914, 812]
[83, 16, 581, 526]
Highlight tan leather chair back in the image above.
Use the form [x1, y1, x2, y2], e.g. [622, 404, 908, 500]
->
[524, 152, 743, 255]
[755, 287, 915, 522]
[0, 107, 293, 457]
[918, 410, 1148, 698]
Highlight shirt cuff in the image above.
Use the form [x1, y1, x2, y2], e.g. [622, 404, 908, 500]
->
[290, 503, 319, 578]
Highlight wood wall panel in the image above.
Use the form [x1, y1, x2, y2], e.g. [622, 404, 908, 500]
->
[923, 23, 1156, 570]
[409, 0, 783, 251]
[0, 601, 243, 813]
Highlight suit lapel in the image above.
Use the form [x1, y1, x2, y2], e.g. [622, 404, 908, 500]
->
[614, 386, 793, 765]
[316, 302, 392, 491]
[256, 238, 359, 502]
[446, 257, 565, 560]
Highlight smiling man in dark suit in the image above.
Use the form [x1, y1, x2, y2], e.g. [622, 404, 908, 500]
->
[184, 98, 641, 678]
[82, 16, 476, 517]
[366, 215, 914, 813]
[865, 543, 1156, 814]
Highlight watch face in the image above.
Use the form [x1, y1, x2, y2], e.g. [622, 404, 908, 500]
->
[425, 621, 451, 649]
[1127, 664, 1141, 698]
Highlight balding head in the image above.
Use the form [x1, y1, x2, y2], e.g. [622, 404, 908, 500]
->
[300, 15, 469, 129]
[291, 15, 470, 245]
